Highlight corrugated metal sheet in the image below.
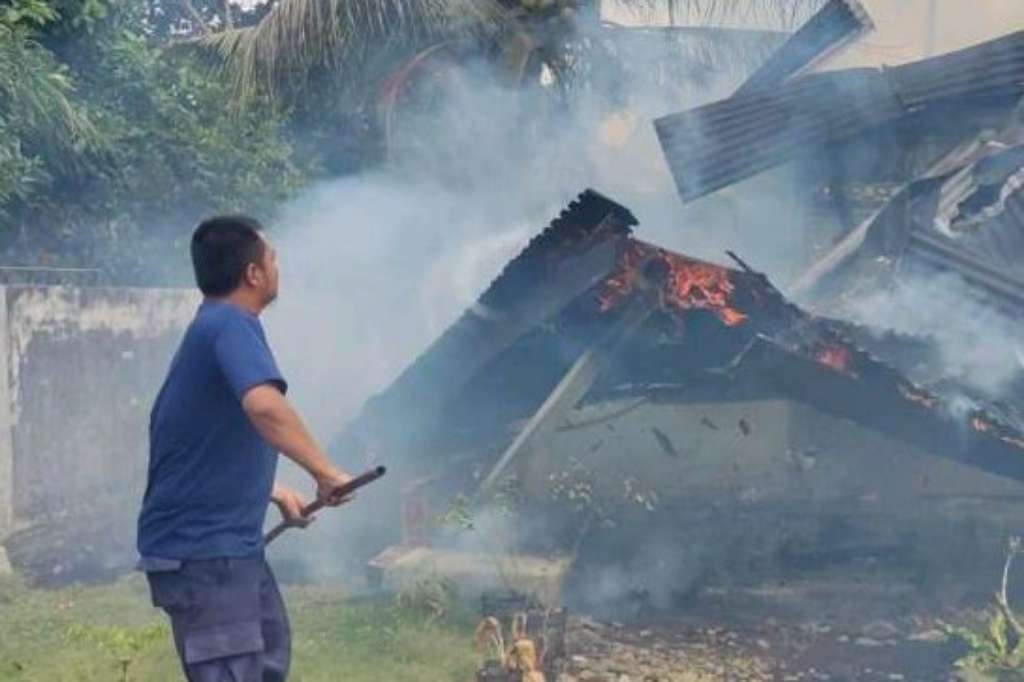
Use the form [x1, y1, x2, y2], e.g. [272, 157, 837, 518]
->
[961, 179, 1024, 274]
[794, 137, 1024, 313]
[905, 226, 1024, 311]
[656, 31, 1024, 204]
[734, 0, 873, 96]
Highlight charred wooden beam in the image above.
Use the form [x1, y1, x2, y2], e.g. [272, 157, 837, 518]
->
[732, 335, 1024, 484]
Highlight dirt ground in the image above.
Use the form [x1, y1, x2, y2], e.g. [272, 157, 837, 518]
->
[557, 577, 974, 682]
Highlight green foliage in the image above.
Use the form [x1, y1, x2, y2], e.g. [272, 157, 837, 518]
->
[945, 611, 1024, 679]
[65, 622, 167, 682]
[0, 1, 98, 215]
[548, 457, 661, 523]
[394, 576, 459, 623]
[946, 538, 1024, 680]
[0, 0, 311, 281]
[438, 493, 477, 532]
[1, 0, 58, 28]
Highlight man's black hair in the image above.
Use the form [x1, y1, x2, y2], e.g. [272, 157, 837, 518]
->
[190, 215, 266, 296]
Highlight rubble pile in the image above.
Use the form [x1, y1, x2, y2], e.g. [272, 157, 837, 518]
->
[556, 609, 960, 682]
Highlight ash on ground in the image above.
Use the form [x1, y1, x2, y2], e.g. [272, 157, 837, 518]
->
[557, 578, 968, 682]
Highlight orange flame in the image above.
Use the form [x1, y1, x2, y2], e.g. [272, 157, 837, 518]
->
[970, 415, 1024, 449]
[599, 242, 747, 326]
[814, 343, 856, 377]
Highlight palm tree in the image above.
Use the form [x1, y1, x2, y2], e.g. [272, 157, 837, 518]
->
[196, 0, 822, 105]
[0, 5, 103, 214]
[196, 0, 518, 103]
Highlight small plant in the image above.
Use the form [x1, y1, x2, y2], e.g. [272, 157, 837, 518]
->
[549, 458, 661, 524]
[65, 622, 165, 682]
[946, 537, 1024, 679]
[394, 576, 458, 624]
[437, 494, 476, 532]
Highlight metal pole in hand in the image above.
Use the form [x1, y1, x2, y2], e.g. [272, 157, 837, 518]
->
[264, 465, 387, 546]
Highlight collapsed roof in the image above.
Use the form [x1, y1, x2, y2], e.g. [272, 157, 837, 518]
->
[793, 105, 1024, 314]
[732, 0, 873, 96]
[655, 30, 1024, 204]
[342, 190, 1024, 486]
[649, 10, 1024, 373]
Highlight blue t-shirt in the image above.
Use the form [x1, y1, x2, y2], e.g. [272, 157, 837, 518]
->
[137, 300, 287, 560]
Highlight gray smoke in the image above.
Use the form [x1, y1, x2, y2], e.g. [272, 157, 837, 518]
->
[255, 41, 773, 586]
[841, 269, 1024, 397]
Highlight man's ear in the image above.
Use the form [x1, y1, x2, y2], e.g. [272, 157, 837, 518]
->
[243, 261, 261, 287]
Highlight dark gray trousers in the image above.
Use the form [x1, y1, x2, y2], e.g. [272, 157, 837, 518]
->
[146, 557, 290, 682]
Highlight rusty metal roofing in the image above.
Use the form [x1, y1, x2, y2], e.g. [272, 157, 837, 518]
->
[793, 124, 1024, 313]
[734, 0, 873, 96]
[656, 31, 1024, 204]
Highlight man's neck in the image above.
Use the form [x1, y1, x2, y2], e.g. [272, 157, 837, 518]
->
[210, 291, 264, 317]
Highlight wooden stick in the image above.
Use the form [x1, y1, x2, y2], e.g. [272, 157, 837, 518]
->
[264, 466, 387, 545]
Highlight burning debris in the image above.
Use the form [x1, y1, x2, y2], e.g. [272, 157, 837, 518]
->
[598, 241, 747, 327]
[327, 11, 1024, 681]
[344, 184, 1024, 617]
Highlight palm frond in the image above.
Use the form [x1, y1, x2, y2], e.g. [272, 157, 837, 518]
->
[197, 0, 518, 102]
[0, 23, 104, 208]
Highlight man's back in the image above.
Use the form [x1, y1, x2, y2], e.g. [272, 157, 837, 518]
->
[137, 299, 285, 560]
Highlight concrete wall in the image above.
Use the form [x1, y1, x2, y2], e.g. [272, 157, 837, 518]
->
[0, 286, 196, 555]
[520, 394, 1024, 598]
[525, 393, 1024, 514]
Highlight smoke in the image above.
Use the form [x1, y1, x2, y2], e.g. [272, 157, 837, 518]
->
[252, 36, 775, 586]
[263, 33, 804, 435]
[840, 268, 1024, 397]
[251, 22, 932, 601]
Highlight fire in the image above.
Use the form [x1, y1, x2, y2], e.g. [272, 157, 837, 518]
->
[971, 416, 991, 432]
[970, 415, 1024, 449]
[814, 343, 856, 377]
[599, 241, 747, 326]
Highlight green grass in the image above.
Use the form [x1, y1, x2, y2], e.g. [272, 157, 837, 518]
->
[0, 573, 478, 682]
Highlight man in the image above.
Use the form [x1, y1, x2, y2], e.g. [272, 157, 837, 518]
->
[137, 215, 352, 681]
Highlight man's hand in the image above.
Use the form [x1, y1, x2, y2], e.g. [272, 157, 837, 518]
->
[316, 468, 355, 507]
[271, 484, 314, 528]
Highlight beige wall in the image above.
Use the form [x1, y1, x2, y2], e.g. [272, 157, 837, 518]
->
[601, 0, 1024, 67]
[823, 0, 1024, 69]
[0, 286, 195, 548]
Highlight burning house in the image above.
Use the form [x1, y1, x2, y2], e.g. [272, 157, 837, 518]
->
[328, 6, 1024, 640]
[340, 189, 1024, 608]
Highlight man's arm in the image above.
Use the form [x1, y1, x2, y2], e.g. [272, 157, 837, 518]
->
[243, 384, 352, 503]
